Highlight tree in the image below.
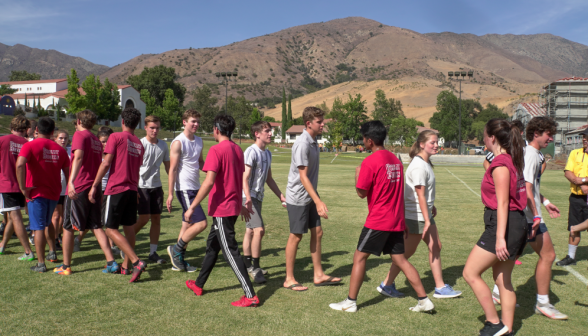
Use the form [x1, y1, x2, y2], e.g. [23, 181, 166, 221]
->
[0, 84, 17, 95]
[388, 116, 420, 146]
[185, 85, 220, 133]
[340, 94, 369, 145]
[99, 78, 122, 122]
[372, 89, 404, 128]
[141, 89, 160, 117]
[127, 65, 186, 106]
[287, 94, 293, 126]
[160, 89, 181, 131]
[316, 101, 330, 115]
[227, 95, 254, 142]
[64, 69, 85, 115]
[429, 90, 482, 145]
[9, 70, 41, 81]
[249, 108, 262, 138]
[81, 74, 104, 118]
[281, 88, 287, 139]
[262, 116, 276, 122]
[50, 98, 66, 121]
[469, 103, 509, 142]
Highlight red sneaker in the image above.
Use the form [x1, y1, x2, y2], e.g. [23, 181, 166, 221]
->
[515, 260, 522, 265]
[231, 295, 259, 307]
[120, 267, 131, 275]
[129, 260, 147, 283]
[186, 280, 203, 296]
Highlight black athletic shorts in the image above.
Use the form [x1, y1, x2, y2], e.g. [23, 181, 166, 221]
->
[138, 187, 164, 215]
[63, 188, 102, 231]
[477, 208, 527, 260]
[357, 227, 405, 256]
[58, 195, 65, 205]
[527, 222, 548, 243]
[102, 190, 138, 230]
[0, 192, 25, 212]
[287, 201, 321, 234]
[568, 194, 588, 231]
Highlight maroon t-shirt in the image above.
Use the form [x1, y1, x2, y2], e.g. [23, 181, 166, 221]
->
[202, 140, 244, 217]
[19, 138, 69, 201]
[70, 130, 103, 193]
[481, 153, 526, 211]
[103, 132, 144, 195]
[356, 150, 405, 231]
[0, 134, 28, 193]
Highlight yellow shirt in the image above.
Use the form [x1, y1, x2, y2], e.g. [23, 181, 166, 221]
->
[564, 148, 588, 195]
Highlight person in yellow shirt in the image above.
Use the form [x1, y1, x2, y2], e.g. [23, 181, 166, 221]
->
[557, 128, 588, 266]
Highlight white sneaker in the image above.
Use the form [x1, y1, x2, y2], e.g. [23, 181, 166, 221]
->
[329, 299, 357, 312]
[535, 302, 568, 320]
[409, 298, 434, 312]
[493, 291, 520, 307]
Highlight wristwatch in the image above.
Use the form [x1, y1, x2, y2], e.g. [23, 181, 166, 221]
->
[583, 178, 586, 183]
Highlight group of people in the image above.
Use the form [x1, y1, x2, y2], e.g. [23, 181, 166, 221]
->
[0, 105, 582, 334]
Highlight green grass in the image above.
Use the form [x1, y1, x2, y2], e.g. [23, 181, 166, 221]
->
[1, 143, 587, 335]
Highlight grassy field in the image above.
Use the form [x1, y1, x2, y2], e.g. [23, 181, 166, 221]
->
[0, 141, 587, 335]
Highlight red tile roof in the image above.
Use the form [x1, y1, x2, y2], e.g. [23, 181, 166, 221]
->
[519, 103, 546, 117]
[286, 125, 306, 133]
[269, 122, 281, 127]
[0, 78, 67, 85]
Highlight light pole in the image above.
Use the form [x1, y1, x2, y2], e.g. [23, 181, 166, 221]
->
[216, 72, 238, 115]
[448, 70, 473, 154]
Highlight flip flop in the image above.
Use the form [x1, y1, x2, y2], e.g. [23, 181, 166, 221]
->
[314, 276, 342, 287]
[284, 283, 308, 291]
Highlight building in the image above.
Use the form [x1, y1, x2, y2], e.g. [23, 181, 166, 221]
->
[284, 125, 328, 144]
[511, 103, 547, 127]
[565, 124, 588, 153]
[542, 77, 588, 154]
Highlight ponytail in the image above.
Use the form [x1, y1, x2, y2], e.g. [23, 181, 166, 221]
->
[485, 119, 525, 174]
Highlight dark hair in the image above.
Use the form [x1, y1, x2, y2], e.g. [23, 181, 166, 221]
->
[97, 130, 111, 138]
[525, 117, 557, 142]
[28, 120, 37, 138]
[485, 119, 524, 174]
[183, 109, 201, 120]
[214, 114, 236, 137]
[98, 126, 113, 135]
[251, 121, 271, 136]
[76, 109, 97, 129]
[121, 107, 141, 129]
[512, 119, 524, 132]
[360, 120, 387, 146]
[10, 116, 30, 133]
[302, 106, 325, 124]
[37, 117, 55, 136]
[409, 130, 438, 160]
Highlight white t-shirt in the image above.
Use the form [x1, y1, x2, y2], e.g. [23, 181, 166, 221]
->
[172, 132, 203, 191]
[404, 156, 435, 221]
[523, 145, 543, 223]
[101, 157, 110, 191]
[139, 138, 170, 189]
[242, 144, 272, 201]
[60, 147, 71, 196]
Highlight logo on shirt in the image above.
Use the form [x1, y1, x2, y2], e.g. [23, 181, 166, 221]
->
[386, 163, 401, 182]
[9, 141, 22, 155]
[43, 148, 60, 162]
[91, 138, 102, 153]
[127, 139, 142, 157]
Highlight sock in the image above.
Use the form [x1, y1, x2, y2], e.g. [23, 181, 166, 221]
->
[252, 257, 260, 269]
[537, 294, 549, 304]
[347, 296, 357, 302]
[435, 285, 446, 291]
[568, 244, 578, 259]
[417, 296, 428, 301]
[243, 255, 252, 268]
[493, 284, 500, 295]
[107, 260, 114, 266]
[176, 238, 187, 251]
[38, 262, 45, 267]
[74, 236, 79, 243]
[132, 260, 140, 267]
[150, 244, 157, 255]
[63, 264, 70, 269]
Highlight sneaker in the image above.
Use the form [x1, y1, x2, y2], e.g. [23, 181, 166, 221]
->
[252, 268, 267, 284]
[18, 252, 34, 261]
[556, 255, 576, 266]
[377, 282, 405, 298]
[172, 263, 197, 272]
[479, 321, 508, 336]
[30, 263, 47, 272]
[148, 252, 167, 264]
[54, 265, 72, 275]
[433, 284, 462, 298]
[103, 261, 120, 274]
[73, 238, 80, 252]
[186, 280, 203, 296]
[120, 250, 125, 260]
[46, 251, 58, 263]
[535, 302, 568, 320]
[329, 298, 357, 312]
[120, 267, 131, 275]
[29, 236, 35, 246]
[111, 246, 120, 255]
[129, 260, 147, 283]
[231, 295, 259, 307]
[55, 239, 62, 251]
[167, 245, 187, 271]
[409, 298, 435, 312]
[492, 292, 520, 307]
[0, 246, 5, 255]
[515, 260, 522, 265]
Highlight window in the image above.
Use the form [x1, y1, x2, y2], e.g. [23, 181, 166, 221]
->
[289, 134, 296, 140]
[316, 135, 322, 140]
[125, 99, 134, 108]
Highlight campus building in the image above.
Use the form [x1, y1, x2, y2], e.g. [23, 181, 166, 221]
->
[511, 103, 547, 127]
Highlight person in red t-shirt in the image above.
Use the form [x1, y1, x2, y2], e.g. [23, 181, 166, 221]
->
[54, 110, 117, 276]
[329, 121, 433, 313]
[89, 108, 146, 283]
[0, 116, 34, 260]
[463, 119, 527, 336]
[16, 117, 70, 273]
[183, 114, 259, 308]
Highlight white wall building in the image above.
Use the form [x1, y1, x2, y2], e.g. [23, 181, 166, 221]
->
[0, 78, 68, 95]
[285, 125, 328, 144]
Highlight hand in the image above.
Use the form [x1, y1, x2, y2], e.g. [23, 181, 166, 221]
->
[67, 182, 78, 200]
[316, 200, 329, 219]
[545, 203, 560, 219]
[421, 221, 431, 240]
[495, 239, 510, 261]
[528, 217, 541, 240]
[88, 187, 96, 204]
[432, 206, 437, 218]
[21, 187, 35, 202]
[245, 198, 253, 214]
[581, 185, 588, 194]
[166, 195, 174, 213]
[240, 206, 253, 222]
[184, 207, 194, 223]
[280, 194, 287, 208]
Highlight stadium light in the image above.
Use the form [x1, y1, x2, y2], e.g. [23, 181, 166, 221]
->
[448, 69, 474, 154]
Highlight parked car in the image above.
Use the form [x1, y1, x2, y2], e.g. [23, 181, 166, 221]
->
[474, 146, 485, 155]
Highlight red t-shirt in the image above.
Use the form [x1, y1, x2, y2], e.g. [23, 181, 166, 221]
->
[203, 140, 244, 217]
[356, 150, 405, 231]
[0, 134, 28, 193]
[18, 138, 69, 201]
[103, 132, 144, 195]
[481, 153, 526, 211]
[70, 130, 103, 193]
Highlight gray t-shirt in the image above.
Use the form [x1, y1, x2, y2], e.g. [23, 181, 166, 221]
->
[243, 144, 272, 201]
[404, 156, 435, 221]
[286, 129, 319, 206]
[523, 145, 543, 223]
[139, 138, 170, 188]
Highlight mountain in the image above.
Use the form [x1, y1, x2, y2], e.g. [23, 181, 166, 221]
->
[0, 43, 109, 81]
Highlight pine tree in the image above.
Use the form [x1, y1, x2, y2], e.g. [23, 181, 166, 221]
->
[24, 93, 28, 107]
[65, 68, 86, 115]
[287, 94, 293, 129]
[281, 87, 287, 139]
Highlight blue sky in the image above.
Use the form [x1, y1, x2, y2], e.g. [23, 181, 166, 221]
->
[1, 0, 587, 67]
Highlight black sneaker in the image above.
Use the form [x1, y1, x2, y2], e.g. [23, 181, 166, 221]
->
[479, 321, 508, 336]
[30, 263, 47, 273]
[148, 252, 167, 264]
[46, 251, 58, 262]
[556, 255, 576, 266]
[167, 245, 187, 271]
[252, 268, 267, 284]
[55, 239, 62, 251]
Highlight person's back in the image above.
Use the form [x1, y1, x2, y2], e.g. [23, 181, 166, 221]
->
[21, 138, 69, 201]
[207, 140, 244, 216]
[71, 130, 102, 192]
[104, 131, 143, 195]
[0, 134, 28, 193]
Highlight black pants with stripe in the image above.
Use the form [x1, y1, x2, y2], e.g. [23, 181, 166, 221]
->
[195, 216, 256, 298]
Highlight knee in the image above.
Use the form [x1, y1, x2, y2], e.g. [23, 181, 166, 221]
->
[542, 250, 556, 264]
[313, 227, 323, 240]
[255, 228, 265, 237]
[462, 268, 475, 284]
[288, 233, 302, 244]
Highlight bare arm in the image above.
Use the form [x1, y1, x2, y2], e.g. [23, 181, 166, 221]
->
[199, 150, 205, 172]
[166, 141, 181, 213]
[355, 166, 367, 199]
[163, 160, 170, 176]
[493, 166, 510, 261]
[565, 170, 583, 185]
[68, 149, 84, 199]
[184, 171, 216, 222]
[299, 166, 328, 218]
[243, 165, 253, 203]
[266, 168, 286, 204]
[15, 156, 31, 201]
[89, 153, 113, 203]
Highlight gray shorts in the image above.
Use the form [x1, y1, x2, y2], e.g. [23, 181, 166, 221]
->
[287, 201, 321, 234]
[243, 198, 264, 229]
[406, 218, 436, 235]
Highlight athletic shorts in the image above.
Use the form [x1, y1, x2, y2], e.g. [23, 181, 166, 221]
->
[0, 192, 25, 212]
[102, 190, 138, 230]
[243, 198, 264, 229]
[176, 190, 206, 224]
[287, 201, 321, 234]
[406, 218, 436, 235]
[58, 195, 65, 205]
[28, 197, 58, 231]
[477, 208, 527, 260]
[527, 222, 548, 243]
[568, 194, 588, 231]
[63, 188, 102, 231]
[357, 227, 404, 256]
[138, 187, 164, 215]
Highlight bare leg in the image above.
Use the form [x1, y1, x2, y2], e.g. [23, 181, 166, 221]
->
[148, 214, 161, 245]
[121, 226, 137, 269]
[44, 224, 56, 252]
[133, 214, 150, 234]
[8, 211, 32, 254]
[34, 229, 46, 264]
[383, 234, 421, 286]
[51, 204, 63, 242]
[493, 261, 516, 331]
[423, 225, 445, 288]
[348, 250, 370, 299]
[284, 233, 304, 289]
[310, 226, 341, 284]
[77, 229, 89, 243]
[0, 214, 13, 249]
[529, 232, 556, 296]
[62, 228, 74, 266]
[179, 219, 207, 243]
[242, 228, 253, 256]
[391, 253, 427, 297]
[178, 221, 191, 242]
[92, 228, 115, 261]
[105, 228, 138, 269]
[251, 227, 264, 259]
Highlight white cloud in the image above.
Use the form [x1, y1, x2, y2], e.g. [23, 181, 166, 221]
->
[0, 1, 63, 25]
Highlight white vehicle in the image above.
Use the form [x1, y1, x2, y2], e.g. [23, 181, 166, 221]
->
[474, 146, 485, 155]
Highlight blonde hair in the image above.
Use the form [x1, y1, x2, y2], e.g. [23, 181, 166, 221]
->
[409, 130, 437, 160]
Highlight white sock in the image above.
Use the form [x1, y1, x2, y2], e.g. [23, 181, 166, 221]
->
[537, 294, 549, 304]
[493, 284, 500, 295]
[568, 244, 578, 259]
[150, 244, 157, 255]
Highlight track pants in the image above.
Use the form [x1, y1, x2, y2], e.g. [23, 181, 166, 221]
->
[195, 216, 256, 298]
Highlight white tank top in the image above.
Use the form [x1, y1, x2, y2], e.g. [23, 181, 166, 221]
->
[172, 132, 202, 191]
